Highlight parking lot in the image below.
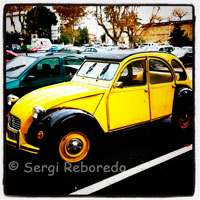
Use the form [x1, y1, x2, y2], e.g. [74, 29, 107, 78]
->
[4, 117, 194, 196]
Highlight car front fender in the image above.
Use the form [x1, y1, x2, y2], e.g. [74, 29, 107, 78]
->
[25, 109, 103, 148]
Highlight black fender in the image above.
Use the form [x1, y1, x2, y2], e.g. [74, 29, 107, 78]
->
[173, 86, 193, 114]
[26, 109, 104, 147]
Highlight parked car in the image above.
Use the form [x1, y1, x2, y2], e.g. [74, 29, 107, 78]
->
[6, 44, 21, 53]
[6, 53, 85, 99]
[83, 47, 105, 53]
[172, 46, 193, 67]
[49, 45, 64, 52]
[182, 46, 193, 54]
[21, 44, 32, 53]
[142, 45, 174, 53]
[29, 45, 43, 53]
[6, 52, 192, 163]
[5, 50, 18, 63]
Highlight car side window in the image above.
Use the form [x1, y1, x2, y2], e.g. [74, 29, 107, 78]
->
[64, 57, 83, 66]
[118, 60, 146, 87]
[149, 59, 173, 84]
[171, 59, 187, 81]
[64, 57, 83, 76]
[28, 58, 60, 79]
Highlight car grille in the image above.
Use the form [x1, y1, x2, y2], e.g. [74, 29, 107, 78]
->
[8, 114, 21, 131]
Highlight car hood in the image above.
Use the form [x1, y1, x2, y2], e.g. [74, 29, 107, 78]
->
[11, 81, 105, 116]
[6, 78, 20, 90]
[6, 77, 18, 83]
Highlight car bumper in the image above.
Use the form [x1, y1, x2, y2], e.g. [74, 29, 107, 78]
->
[6, 127, 40, 154]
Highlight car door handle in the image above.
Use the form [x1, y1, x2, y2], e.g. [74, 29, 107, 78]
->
[144, 88, 149, 92]
[172, 85, 176, 88]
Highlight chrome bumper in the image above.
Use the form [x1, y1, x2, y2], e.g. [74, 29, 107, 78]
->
[6, 126, 40, 154]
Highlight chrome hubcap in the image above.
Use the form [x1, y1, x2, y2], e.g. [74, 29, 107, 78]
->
[66, 138, 83, 155]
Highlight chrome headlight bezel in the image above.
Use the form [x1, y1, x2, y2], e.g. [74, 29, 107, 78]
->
[7, 94, 19, 106]
[33, 105, 46, 119]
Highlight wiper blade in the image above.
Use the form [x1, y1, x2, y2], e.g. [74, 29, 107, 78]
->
[6, 64, 26, 72]
[96, 64, 110, 81]
[99, 63, 110, 77]
[85, 63, 97, 74]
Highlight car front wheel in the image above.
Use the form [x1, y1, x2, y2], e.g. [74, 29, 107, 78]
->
[59, 131, 90, 163]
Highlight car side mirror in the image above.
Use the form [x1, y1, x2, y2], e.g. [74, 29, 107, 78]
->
[25, 75, 36, 83]
[113, 81, 123, 89]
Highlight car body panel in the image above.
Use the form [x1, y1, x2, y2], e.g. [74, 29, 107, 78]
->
[10, 82, 105, 135]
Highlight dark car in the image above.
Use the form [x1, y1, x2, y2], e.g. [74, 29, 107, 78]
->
[6, 44, 21, 53]
[6, 53, 85, 98]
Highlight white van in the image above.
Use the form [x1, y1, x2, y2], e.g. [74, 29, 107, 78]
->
[31, 38, 52, 52]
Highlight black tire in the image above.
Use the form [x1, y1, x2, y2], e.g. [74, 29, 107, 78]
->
[171, 103, 193, 142]
[40, 120, 96, 164]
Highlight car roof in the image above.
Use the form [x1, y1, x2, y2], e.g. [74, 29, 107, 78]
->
[85, 51, 175, 62]
[25, 52, 85, 59]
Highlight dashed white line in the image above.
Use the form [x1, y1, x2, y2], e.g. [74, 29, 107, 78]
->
[70, 145, 193, 195]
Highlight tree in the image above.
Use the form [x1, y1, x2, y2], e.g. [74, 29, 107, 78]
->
[169, 23, 192, 47]
[25, 6, 57, 39]
[6, 31, 21, 45]
[53, 6, 87, 44]
[120, 6, 142, 48]
[74, 27, 89, 46]
[172, 8, 188, 21]
[94, 6, 126, 45]
[58, 33, 71, 44]
[121, 6, 161, 48]
[100, 33, 106, 43]
[6, 5, 32, 34]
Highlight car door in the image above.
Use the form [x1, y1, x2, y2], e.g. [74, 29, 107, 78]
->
[20, 57, 64, 94]
[108, 58, 150, 130]
[148, 57, 175, 120]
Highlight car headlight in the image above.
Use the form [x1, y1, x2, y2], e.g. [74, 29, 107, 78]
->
[7, 94, 19, 106]
[33, 105, 46, 119]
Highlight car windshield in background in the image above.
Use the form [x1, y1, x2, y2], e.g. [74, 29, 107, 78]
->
[6, 55, 37, 78]
[77, 61, 119, 81]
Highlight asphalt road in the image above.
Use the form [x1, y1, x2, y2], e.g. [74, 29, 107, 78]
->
[3, 118, 194, 197]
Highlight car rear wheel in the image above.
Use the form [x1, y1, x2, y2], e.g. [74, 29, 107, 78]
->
[171, 104, 192, 143]
[178, 113, 191, 129]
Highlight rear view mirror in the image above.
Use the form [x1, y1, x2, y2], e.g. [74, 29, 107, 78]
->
[25, 75, 36, 83]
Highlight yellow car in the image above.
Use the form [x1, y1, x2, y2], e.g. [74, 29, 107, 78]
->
[6, 52, 193, 163]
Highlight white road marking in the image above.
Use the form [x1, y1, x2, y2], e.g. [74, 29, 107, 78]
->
[70, 145, 193, 195]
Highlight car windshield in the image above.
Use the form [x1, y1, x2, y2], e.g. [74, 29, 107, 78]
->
[77, 61, 119, 81]
[6, 55, 37, 78]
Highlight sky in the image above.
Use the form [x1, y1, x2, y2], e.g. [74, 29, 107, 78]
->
[81, 5, 193, 39]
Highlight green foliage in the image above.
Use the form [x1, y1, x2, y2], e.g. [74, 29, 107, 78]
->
[74, 27, 89, 46]
[58, 33, 72, 44]
[5, 31, 31, 46]
[100, 33, 106, 43]
[25, 6, 57, 40]
[169, 24, 192, 47]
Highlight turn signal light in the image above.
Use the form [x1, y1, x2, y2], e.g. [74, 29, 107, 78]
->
[38, 131, 44, 139]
